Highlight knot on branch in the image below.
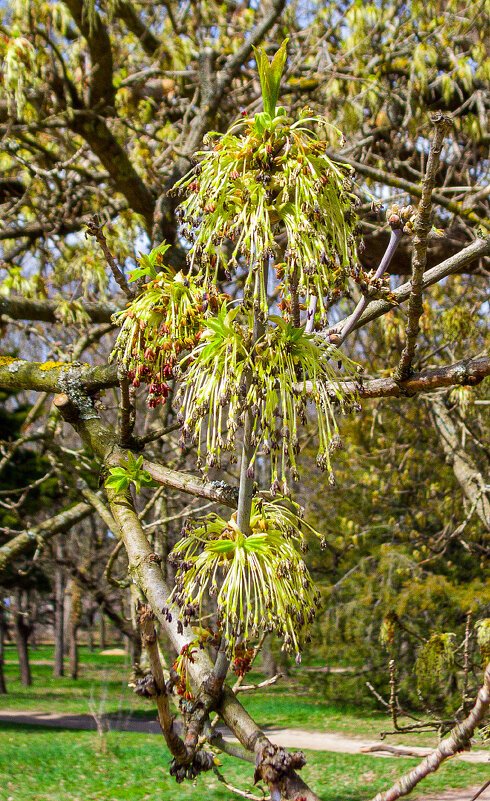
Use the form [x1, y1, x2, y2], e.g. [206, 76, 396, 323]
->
[132, 673, 157, 698]
[169, 748, 214, 783]
[254, 741, 306, 796]
[144, 551, 162, 566]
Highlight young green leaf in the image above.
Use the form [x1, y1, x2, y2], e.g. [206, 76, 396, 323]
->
[252, 38, 288, 118]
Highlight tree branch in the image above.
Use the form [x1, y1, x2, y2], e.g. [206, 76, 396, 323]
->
[335, 237, 490, 336]
[0, 295, 118, 325]
[299, 357, 490, 400]
[0, 501, 92, 580]
[63, 0, 115, 108]
[368, 661, 490, 801]
[326, 150, 490, 232]
[113, 0, 161, 57]
[427, 395, 490, 531]
[395, 113, 451, 380]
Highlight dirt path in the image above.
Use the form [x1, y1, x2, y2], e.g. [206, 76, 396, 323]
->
[414, 786, 490, 801]
[0, 708, 488, 764]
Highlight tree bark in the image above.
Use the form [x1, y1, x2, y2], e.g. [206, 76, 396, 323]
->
[53, 541, 65, 677]
[69, 580, 82, 680]
[13, 592, 32, 687]
[428, 396, 490, 531]
[0, 604, 7, 694]
[99, 609, 106, 650]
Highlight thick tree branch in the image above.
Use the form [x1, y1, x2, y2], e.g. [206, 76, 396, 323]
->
[63, 0, 115, 108]
[137, 603, 190, 761]
[0, 501, 92, 580]
[369, 661, 490, 801]
[71, 112, 155, 230]
[0, 358, 118, 394]
[0, 295, 118, 325]
[395, 113, 450, 380]
[427, 395, 490, 531]
[113, 0, 161, 57]
[299, 357, 490, 400]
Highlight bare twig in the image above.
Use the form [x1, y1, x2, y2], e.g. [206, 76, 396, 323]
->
[136, 602, 190, 761]
[85, 214, 133, 300]
[331, 225, 403, 344]
[368, 661, 490, 801]
[103, 539, 127, 588]
[395, 113, 451, 380]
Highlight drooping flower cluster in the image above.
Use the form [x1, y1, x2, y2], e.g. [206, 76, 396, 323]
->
[168, 498, 322, 658]
[175, 304, 358, 490]
[171, 111, 359, 316]
[111, 260, 226, 408]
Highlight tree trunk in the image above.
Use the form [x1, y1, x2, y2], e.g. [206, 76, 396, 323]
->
[53, 543, 65, 677]
[13, 592, 32, 687]
[0, 604, 7, 694]
[87, 605, 94, 652]
[99, 609, 106, 649]
[69, 580, 82, 680]
[261, 635, 278, 679]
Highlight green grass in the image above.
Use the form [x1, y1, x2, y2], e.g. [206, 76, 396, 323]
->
[0, 723, 488, 801]
[2, 645, 489, 752]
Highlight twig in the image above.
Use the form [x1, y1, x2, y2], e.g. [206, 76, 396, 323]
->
[134, 421, 180, 446]
[103, 539, 128, 588]
[469, 780, 490, 801]
[212, 766, 270, 800]
[136, 602, 189, 762]
[117, 374, 136, 447]
[368, 661, 490, 801]
[331, 225, 403, 344]
[85, 214, 133, 300]
[235, 674, 281, 693]
[395, 113, 451, 380]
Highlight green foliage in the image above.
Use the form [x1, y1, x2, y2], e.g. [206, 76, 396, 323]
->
[475, 619, 490, 666]
[252, 39, 289, 119]
[415, 633, 456, 699]
[172, 104, 360, 314]
[105, 452, 154, 494]
[174, 305, 358, 488]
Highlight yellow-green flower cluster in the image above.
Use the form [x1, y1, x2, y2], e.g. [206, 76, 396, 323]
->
[172, 108, 359, 314]
[111, 261, 226, 408]
[168, 499, 321, 657]
[175, 304, 358, 488]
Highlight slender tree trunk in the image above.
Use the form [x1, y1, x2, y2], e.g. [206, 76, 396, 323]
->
[0, 604, 7, 694]
[99, 608, 106, 649]
[53, 542, 65, 677]
[261, 635, 278, 679]
[69, 581, 82, 680]
[13, 592, 32, 687]
[87, 606, 94, 652]
[63, 580, 71, 655]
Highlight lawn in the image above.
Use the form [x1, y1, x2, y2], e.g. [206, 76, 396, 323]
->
[3, 645, 489, 748]
[0, 723, 488, 801]
[1, 645, 489, 801]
